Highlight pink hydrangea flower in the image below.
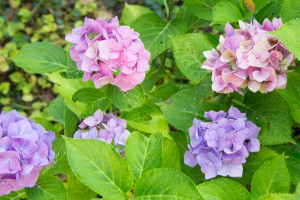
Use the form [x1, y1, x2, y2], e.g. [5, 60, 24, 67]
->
[0, 110, 55, 195]
[201, 18, 295, 94]
[66, 17, 150, 91]
[74, 109, 131, 148]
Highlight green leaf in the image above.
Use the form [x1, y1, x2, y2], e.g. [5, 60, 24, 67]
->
[255, 193, 295, 200]
[161, 77, 225, 132]
[251, 154, 290, 198]
[72, 88, 108, 117]
[234, 92, 293, 145]
[141, 65, 165, 92]
[66, 175, 97, 200]
[271, 19, 300, 59]
[175, 5, 209, 32]
[271, 144, 300, 185]
[212, 0, 243, 24]
[0, 191, 21, 200]
[48, 96, 78, 137]
[120, 3, 152, 25]
[107, 85, 144, 112]
[130, 13, 186, 60]
[183, 0, 219, 21]
[172, 33, 211, 83]
[238, 146, 278, 185]
[122, 104, 169, 137]
[277, 73, 300, 124]
[196, 178, 251, 200]
[47, 72, 92, 116]
[125, 132, 163, 183]
[59, 68, 83, 79]
[162, 137, 181, 169]
[281, 0, 300, 22]
[51, 138, 72, 175]
[12, 42, 67, 73]
[25, 170, 67, 200]
[252, 0, 272, 13]
[147, 83, 179, 103]
[254, 0, 282, 23]
[134, 168, 203, 200]
[64, 137, 132, 200]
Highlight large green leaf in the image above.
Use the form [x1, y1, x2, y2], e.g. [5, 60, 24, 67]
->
[48, 96, 78, 137]
[122, 104, 170, 137]
[183, 0, 219, 21]
[161, 77, 225, 132]
[72, 88, 108, 117]
[212, 0, 243, 24]
[64, 137, 132, 200]
[172, 33, 211, 83]
[254, 0, 282, 23]
[255, 193, 295, 200]
[134, 168, 203, 200]
[162, 137, 181, 169]
[251, 154, 290, 198]
[47, 71, 92, 116]
[0, 191, 21, 200]
[66, 175, 97, 200]
[25, 170, 67, 200]
[196, 178, 251, 200]
[271, 19, 300, 59]
[12, 42, 67, 73]
[107, 85, 144, 112]
[277, 73, 300, 124]
[51, 138, 72, 175]
[238, 146, 278, 185]
[125, 132, 163, 183]
[272, 144, 300, 185]
[120, 3, 152, 25]
[234, 92, 293, 145]
[280, 0, 300, 22]
[130, 13, 186, 60]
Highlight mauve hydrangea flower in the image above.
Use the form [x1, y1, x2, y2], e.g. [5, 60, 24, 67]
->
[201, 18, 295, 94]
[184, 106, 260, 179]
[66, 16, 150, 92]
[0, 110, 55, 195]
[74, 109, 130, 147]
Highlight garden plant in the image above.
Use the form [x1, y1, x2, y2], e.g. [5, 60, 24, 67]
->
[1, 0, 300, 199]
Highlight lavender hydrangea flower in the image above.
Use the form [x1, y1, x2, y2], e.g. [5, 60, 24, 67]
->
[0, 110, 55, 195]
[65, 16, 150, 92]
[184, 106, 260, 179]
[201, 18, 295, 94]
[74, 109, 130, 148]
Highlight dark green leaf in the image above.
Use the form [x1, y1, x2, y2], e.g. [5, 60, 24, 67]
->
[172, 33, 211, 83]
[130, 13, 186, 60]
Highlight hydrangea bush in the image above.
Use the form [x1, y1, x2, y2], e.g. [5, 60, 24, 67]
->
[5, 0, 300, 199]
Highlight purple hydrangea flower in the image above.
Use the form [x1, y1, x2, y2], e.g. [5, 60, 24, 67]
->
[66, 16, 150, 92]
[0, 110, 55, 195]
[201, 18, 295, 94]
[184, 106, 260, 179]
[74, 110, 130, 148]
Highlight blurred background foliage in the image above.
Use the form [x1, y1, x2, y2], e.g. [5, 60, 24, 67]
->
[0, 0, 168, 133]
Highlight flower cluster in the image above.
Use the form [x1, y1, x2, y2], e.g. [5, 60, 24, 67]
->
[184, 106, 260, 179]
[66, 16, 150, 91]
[74, 109, 130, 147]
[0, 110, 55, 195]
[201, 18, 295, 94]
